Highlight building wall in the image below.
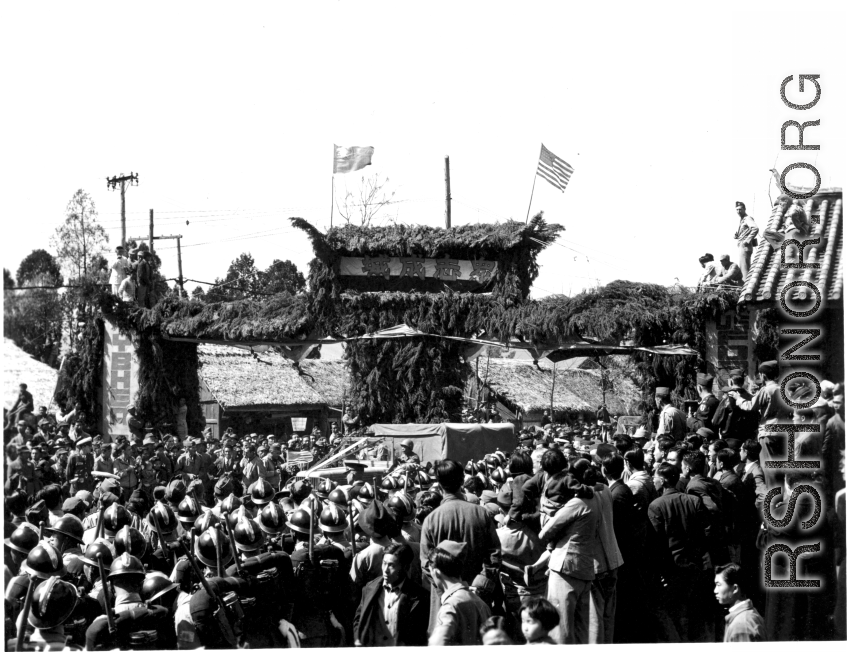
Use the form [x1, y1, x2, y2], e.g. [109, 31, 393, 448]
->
[705, 307, 757, 397]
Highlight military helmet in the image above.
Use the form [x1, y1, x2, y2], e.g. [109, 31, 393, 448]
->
[257, 502, 287, 535]
[490, 467, 507, 484]
[327, 487, 348, 508]
[108, 552, 145, 579]
[494, 450, 507, 464]
[464, 460, 474, 475]
[193, 510, 220, 537]
[218, 494, 242, 518]
[314, 477, 337, 500]
[249, 479, 275, 506]
[484, 453, 500, 469]
[286, 508, 313, 535]
[44, 514, 85, 545]
[177, 496, 203, 527]
[416, 470, 432, 488]
[225, 505, 253, 530]
[4, 522, 41, 555]
[318, 501, 348, 533]
[356, 483, 375, 506]
[141, 571, 179, 604]
[386, 492, 414, 523]
[232, 514, 264, 551]
[28, 577, 78, 629]
[380, 476, 399, 492]
[473, 460, 487, 474]
[395, 474, 407, 488]
[26, 542, 65, 580]
[102, 503, 132, 538]
[147, 502, 177, 535]
[114, 525, 147, 558]
[300, 493, 322, 516]
[81, 539, 117, 569]
[194, 528, 232, 568]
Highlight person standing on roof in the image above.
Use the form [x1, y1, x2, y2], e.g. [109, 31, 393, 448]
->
[733, 202, 759, 279]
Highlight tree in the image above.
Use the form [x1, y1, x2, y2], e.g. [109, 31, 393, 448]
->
[17, 249, 63, 287]
[191, 286, 206, 300]
[4, 268, 14, 290]
[260, 259, 305, 295]
[335, 173, 397, 227]
[51, 189, 109, 280]
[202, 254, 305, 302]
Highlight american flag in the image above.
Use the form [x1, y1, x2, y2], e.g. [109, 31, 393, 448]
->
[536, 144, 574, 192]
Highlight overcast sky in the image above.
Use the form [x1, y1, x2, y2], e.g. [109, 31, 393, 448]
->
[1, 1, 844, 301]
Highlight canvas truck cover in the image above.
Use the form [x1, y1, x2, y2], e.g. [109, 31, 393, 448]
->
[369, 422, 515, 465]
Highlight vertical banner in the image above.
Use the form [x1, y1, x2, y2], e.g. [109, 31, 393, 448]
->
[705, 311, 754, 396]
[100, 322, 139, 439]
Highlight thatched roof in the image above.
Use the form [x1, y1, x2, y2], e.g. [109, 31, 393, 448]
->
[477, 358, 640, 415]
[3, 338, 59, 410]
[198, 345, 349, 409]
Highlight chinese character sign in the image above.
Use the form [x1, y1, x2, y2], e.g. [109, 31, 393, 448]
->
[339, 257, 498, 288]
[100, 322, 139, 438]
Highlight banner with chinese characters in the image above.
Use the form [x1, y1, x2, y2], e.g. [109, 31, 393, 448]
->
[100, 322, 140, 439]
[338, 256, 498, 292]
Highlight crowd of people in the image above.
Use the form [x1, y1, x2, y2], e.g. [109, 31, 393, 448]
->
[3, 359, 846, 648]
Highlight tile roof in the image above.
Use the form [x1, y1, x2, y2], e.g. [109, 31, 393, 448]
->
[740, 189, 842, 304]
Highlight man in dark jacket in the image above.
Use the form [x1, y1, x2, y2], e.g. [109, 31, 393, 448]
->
[354, 541, 428, 646]
[648, 462, 714, 642]
[420, 459, 501, 631]
[136, 250, 153, 308]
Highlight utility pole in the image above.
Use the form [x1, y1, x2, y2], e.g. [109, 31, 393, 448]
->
[126, 232, 184, 297]
[444, 156, 452, 228]
[107, 172, 139, 249]
[148, 209, 154, 253]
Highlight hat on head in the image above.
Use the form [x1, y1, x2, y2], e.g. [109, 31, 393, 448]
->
[719, 254, 730, 263]
[435, 540, 467, 560]
[735, 201, 745, 208]
[400, 439, 414, 449]
[696, 373, 714, 386]
[699, 253, 715, 264]
[480, 490, 498, 505]
[359, 499, 395, 539]
[655, 387, 670, 398]
[696, 427, 715, 440]
[345, 460, 367, 471]
[61, 497, 83, 513]
[758, 360, 778, 374]
[633, 426, 648, 440]
[76, 437, 92, 447]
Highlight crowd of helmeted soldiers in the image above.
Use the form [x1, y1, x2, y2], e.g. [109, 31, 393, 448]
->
[3, 361, 846, 648]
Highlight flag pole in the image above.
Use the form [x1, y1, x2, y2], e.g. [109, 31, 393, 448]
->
[330, 175, 335, 229]
[525, 173, 537, 224]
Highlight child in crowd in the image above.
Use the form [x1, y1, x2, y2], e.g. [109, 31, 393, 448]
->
[480, 615, 513, 645]
[520, 597, 560, 645]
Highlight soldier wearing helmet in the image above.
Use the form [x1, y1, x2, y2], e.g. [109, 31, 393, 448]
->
[317, 501, 351, 552]
[85, 553, 170, 650]
[386, 492, 421, 543]
[22, 576, 79, 650]
[44, 515, 86, 579]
